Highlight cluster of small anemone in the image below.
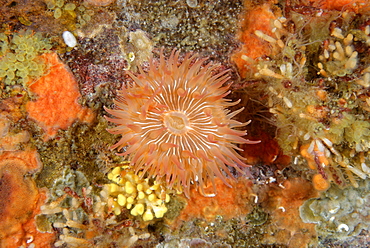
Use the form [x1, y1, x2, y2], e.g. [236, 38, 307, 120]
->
[0, 30, 51, 89]
[317, 29, 358, 77]
[245, 9, 370, 190]
[101, 166, 171, 221]
[45, 0, 94, 28]
[37, 168, 150, 247]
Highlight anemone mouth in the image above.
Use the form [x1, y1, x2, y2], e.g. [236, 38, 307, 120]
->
[163, 111, 190, 135]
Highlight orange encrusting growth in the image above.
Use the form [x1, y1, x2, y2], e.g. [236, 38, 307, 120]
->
[309, 0, 370, 12]
[26, 53, 95, 141]
[261, 178, 319, 247]
[105, 49, 258, 197]
[231, 3, 278, 78]
[176, 178, 254, 222]
[0, 151, 55, 248]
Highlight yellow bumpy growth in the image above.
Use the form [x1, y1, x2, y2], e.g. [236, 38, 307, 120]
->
[103, 166, 170, 221]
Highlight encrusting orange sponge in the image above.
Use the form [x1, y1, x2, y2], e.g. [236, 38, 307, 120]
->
[0, 151, 55, 247]
[231, 2, 278, 78]
[26, 53, 95, 141]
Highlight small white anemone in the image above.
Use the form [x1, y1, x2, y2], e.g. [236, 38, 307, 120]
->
[62, 31, 77, 48]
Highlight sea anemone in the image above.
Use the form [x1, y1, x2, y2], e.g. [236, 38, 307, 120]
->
[104, 49, 257, 197]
